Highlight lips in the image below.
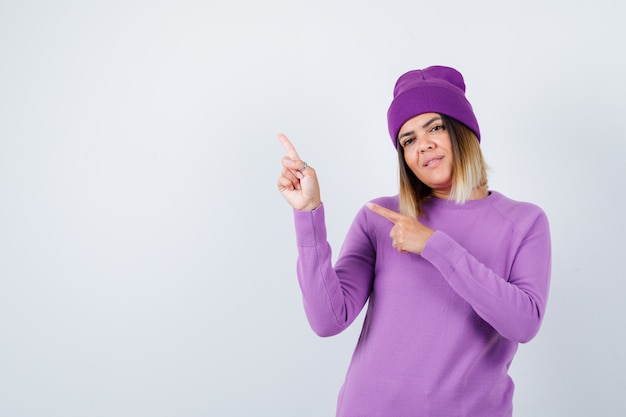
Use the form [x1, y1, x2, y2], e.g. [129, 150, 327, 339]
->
[423, 156, 443, 167]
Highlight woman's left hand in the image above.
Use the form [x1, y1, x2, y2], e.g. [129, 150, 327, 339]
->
[366, 202, 435, 255]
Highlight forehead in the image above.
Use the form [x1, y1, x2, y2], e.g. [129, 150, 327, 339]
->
[399, 112, 441, 135]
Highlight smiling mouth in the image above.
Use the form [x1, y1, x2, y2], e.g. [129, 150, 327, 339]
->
[424, 156, 443, 167]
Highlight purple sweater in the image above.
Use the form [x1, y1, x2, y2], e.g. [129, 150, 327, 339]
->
[293, 191, 551, 417]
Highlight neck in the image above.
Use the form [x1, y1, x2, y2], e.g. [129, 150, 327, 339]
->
[430, 187, 488, 201]
[469, 187, 489, 200]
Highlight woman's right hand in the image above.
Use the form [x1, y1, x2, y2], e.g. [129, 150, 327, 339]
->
[277, 134, 322, 211]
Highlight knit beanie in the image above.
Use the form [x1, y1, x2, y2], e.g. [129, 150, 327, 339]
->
[387, 65, 480, 148]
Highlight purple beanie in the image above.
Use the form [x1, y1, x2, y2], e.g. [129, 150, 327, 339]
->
[387, 65, 480, 148]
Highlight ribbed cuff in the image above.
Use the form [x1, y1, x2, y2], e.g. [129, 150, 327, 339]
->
[293, 203, 326, 247]
[421, 230, 464, 277]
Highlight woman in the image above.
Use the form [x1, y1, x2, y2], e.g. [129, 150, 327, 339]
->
[277, 65, 551, 417]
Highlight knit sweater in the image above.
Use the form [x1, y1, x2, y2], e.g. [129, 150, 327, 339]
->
[293, 191, 551, 417]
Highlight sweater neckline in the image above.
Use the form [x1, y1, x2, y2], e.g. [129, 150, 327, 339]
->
[423, 190, 500, 211]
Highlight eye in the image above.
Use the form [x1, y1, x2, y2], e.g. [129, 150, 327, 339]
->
[402, 137, 415, 147]
[430, 124, 445, 133]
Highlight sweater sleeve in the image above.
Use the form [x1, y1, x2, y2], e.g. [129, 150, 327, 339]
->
[293, 204, 375, 337]
[420, 210, 551, 343]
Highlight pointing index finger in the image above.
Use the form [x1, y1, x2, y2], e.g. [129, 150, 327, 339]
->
[366, 202, 402, 223]
[278, 133, 301, 161]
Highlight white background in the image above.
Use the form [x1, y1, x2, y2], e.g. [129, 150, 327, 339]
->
[1, 1, 625, 416]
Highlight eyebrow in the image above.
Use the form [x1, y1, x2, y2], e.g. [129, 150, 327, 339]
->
[397, 116, 443, 141]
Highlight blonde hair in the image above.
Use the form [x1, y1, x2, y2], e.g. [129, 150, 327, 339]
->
[398, 115, 488, 218]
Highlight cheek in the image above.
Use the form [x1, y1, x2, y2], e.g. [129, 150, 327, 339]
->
[402, 151, 419, 169]
[404, 158, 424, 180]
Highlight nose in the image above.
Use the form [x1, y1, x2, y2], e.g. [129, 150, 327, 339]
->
[418, 137, 434, 152]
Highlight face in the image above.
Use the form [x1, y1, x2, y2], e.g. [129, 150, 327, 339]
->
[398, 112, 454, 199]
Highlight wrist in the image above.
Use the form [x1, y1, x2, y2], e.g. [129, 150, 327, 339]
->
[299, 201, 322, 212]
